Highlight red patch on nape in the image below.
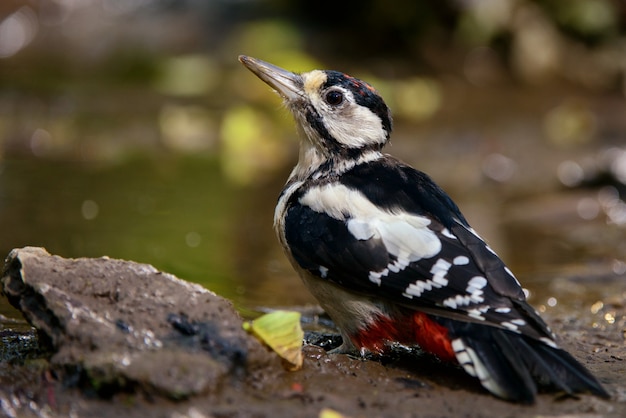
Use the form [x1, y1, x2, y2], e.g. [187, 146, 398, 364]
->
[344, 75, 377, 97]
[363, 82, 376, 93]
[349, 312, 456, 362]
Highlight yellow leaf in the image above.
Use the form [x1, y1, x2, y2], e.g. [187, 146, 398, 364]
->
[319, 408, 349, 418]
[244, 310, 303, 370]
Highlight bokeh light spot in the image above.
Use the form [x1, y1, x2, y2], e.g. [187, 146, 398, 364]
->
[0, 7, 38, 58]
[81, 200, 99, 220]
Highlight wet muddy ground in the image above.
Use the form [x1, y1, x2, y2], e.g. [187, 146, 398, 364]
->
[1, 248, 625, 418]
[1, 307, 625, 418]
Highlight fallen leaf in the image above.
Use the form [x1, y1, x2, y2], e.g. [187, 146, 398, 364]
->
[243, 310, 303, 370]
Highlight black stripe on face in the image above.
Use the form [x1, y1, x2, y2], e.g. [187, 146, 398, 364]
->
[304, 106, 368, 159]
[305, 106, 339, 151]
[304, 105, 385, 159]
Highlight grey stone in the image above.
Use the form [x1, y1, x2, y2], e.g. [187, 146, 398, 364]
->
[1, 247, 278, 398]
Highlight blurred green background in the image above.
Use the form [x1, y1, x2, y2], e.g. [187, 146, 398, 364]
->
[1, 0, 625, 320]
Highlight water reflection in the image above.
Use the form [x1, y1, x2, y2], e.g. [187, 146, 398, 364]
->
[0, 158, 232, 298]
[0, 155, 320, 320]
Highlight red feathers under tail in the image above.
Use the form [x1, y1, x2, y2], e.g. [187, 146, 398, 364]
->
[350, 312, 608, 403]
[349, 311, 456, 361]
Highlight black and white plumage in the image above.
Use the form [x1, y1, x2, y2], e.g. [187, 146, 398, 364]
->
[238, 55, 609, 403]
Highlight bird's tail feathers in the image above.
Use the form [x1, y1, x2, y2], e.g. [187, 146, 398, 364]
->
[447, 321, 609, 403]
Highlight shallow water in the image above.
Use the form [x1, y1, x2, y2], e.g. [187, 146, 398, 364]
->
[0, 145, 623, 325]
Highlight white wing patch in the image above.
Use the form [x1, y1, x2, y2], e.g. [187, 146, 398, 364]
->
[500, 318, 527, 333]
[500, 321, 522, 333]
[368, 258, 410, 285]
[466, 276, 487, 294]
[440, 275, 487, 310]
[403, 259, 450, 298]
[300, 184, 442, 286]
[539, 337, 559, 349]
[468, 306, 489, 321]
[430, 258, 452, 286]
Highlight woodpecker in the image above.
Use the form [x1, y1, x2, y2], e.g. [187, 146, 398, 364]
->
[238, 55, 609, 403]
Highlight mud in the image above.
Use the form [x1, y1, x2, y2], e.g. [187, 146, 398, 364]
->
[1, 247, 625, 418]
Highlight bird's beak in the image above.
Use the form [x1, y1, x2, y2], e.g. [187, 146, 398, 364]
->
[239, 55, 303, 101]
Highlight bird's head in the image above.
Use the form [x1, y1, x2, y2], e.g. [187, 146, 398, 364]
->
[239, 56, 392, 162]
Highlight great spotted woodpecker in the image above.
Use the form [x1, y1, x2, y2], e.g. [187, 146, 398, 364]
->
[238, 55, 609, 403]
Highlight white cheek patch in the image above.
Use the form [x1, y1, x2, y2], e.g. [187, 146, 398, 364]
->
[300, 184, 442, 284]
[324, 104, 387, 148]
[303, 81, 387, 148]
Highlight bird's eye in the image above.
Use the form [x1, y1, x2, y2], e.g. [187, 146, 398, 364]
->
[325, 90, 344, 106]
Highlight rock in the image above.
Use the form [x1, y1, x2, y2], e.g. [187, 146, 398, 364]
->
[1, 247, 279, 399]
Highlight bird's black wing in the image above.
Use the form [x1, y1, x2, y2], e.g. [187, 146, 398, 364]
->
[284, 156, 554, 343]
